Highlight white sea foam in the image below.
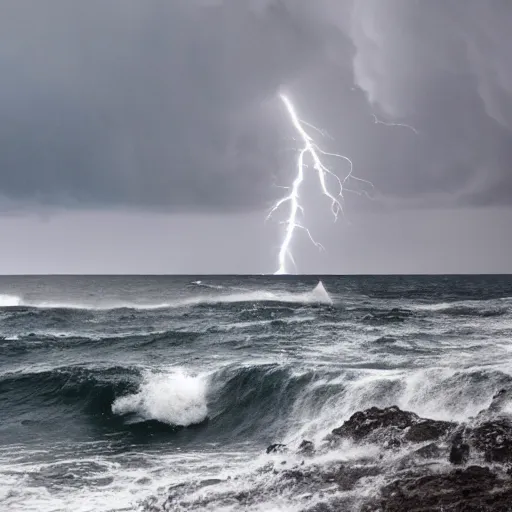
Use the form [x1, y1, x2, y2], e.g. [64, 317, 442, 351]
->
[309, 281, 332, 304]
[284, 365, 510, 446]
[0, 446, 255, 512]
[179, 281, 333, 307]
[0, 282, 331, 311]
[112, 369, 208, 426]
[191, 280, 225, 290]
[1, 295, 173, 310]
[0, 294, 22, 307]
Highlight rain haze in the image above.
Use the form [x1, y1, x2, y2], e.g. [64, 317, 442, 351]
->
[1, 0, 512, 274]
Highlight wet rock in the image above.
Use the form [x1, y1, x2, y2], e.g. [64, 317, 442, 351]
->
[298, 440, 315, 455]
[329, 464, 382, 491]
[476, 388, 512, 421]
[449, 438, 470, 465]
[413, 442, 444, 459]
[470, 419, 512, 463]
[331, 406, 419, 441]
[384, 437, 402, 450]
[363, 466, 512, 512]
[404, 419, 455, 443]
[266, 443, 288, 454]
[487, 388, 512, 415]
[153, 405, 512, 512]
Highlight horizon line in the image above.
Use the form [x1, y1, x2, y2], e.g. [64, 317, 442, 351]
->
[0, 273, 511, 277]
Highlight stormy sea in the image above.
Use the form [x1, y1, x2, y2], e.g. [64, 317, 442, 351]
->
[2, 275, 512, 512]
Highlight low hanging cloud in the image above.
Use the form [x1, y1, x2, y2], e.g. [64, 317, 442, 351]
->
[1, 0, 511, 213]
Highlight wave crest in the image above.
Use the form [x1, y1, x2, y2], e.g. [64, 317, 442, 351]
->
[112, 370, 208, 427]
[0, 294, 22, 307]
[0, 282, 332, 312]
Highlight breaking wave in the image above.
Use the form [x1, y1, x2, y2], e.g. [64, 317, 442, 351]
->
[0, 294, 22, 307]
[0, 282, 333, 311]
[2, 361, 510, 443]
[112, 370, 208, 427]
[191, 280, 225, 290]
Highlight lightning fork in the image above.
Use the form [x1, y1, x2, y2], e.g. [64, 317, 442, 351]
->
[372, 113, 419, 135]
[268, 93, 372, 275]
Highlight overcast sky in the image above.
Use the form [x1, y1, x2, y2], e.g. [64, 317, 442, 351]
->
[1, 0, 511, 274]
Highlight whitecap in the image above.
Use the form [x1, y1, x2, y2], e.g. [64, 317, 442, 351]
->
[112, 369, 208, 426]
[0, 294, 22, 307]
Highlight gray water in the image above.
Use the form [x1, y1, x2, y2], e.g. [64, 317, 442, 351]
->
[1, 275, 512, 511]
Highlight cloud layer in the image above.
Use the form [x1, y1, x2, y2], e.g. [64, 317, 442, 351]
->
[1, 0, 511, 213]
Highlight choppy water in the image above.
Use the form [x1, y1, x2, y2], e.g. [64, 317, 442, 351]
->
[1, 275, 512, 511]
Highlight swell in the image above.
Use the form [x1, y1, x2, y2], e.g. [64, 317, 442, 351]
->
[2, 363, 512, 447]
[430, 304, 508, 317]
[0, 284, 333, 313]
[0, 330, 203, 358]
[0, 364, 315, 436]
[352, 303, 509, 320]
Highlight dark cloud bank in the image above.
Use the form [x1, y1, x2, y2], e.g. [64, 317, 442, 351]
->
[1, 0, 512, 214]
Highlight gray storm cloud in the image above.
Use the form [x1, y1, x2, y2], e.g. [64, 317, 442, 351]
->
[1, 0, 511, 212]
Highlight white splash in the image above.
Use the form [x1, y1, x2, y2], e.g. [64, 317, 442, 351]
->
[112, 370, 208, 426]
[308, 281, 332, 305]
[0, 294, 22, 307]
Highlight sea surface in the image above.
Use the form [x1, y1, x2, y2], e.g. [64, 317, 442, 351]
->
[1, 275, 512, 511]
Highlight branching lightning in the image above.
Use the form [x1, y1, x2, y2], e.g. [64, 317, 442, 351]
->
[268, 93, 373, 275]
[372, 113, 419, 135]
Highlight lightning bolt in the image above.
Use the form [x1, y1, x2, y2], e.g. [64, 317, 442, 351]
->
[372, 113, 419, 135]
[268, 93, 372, 275]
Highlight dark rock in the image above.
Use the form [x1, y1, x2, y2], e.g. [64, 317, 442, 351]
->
[413, 442, 444, 459]
[266, 443, 288, 454]
[470, 419, 512, 463]
[449, 430, 470, 465]
[331, 406, 419, 441]
[488, 388, 512, 415]
[384, 436, 402, 450]
[298, 440, 315, 455]
[404, 419, 455, 443]
[476, 388, 512, 421]
[302, 504, 333, 512]
[363, 466, 512, 512]
[450, 441, 470, 465]
[153, 404, 512, 512]
[330, 464, 381, 491]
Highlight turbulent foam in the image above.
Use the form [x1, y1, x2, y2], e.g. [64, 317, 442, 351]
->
[191, 280, 225, 290]
[0, 297, 172, 310]
[412, 300, 509, 317]
[112, 370, 208, 427]
[284, 366, 512, 446]
[309, 281, 332, 304]
[0, 294, 21, 307]
[0, 282, 332, 312]
[180, 281, 333, 307]
[2, 275, 512, 511]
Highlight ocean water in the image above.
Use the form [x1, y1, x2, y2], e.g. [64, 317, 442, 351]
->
[1, 274, 512, 511]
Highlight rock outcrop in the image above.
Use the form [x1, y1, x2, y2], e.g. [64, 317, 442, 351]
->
[153, 394, 512, 512]
[364, 465, 512, 512]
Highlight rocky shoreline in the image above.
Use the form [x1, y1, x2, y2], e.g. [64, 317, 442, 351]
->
[273, 389, 512, 511]
[146, 389, 512, 511]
